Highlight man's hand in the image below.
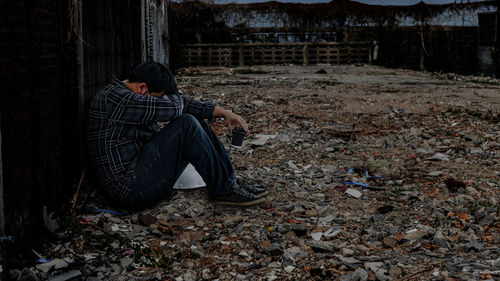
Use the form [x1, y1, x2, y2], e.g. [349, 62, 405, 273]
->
[213, 106, 248, 133]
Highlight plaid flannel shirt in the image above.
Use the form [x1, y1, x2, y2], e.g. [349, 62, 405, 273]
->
[87, 77, 215, 203]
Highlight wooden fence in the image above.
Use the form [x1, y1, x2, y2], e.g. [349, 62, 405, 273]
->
[180, 42, 372, 67]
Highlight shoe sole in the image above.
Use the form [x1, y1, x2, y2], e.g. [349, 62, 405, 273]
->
[255, 190, 268, 197]
[214, 196, 266, 207]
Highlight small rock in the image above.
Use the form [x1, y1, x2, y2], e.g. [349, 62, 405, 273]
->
[364, 262, 384, 272]
[427, 153, 449, 161]
[492, 258, 500, 269]
[239, 251, 249, 257]
[138, 213, 156, 226]
[383, 236, 397, 248]
[389, 266, 402, 277]
[267, 273, 278, 281]
[433, 237, 450, 248]
[335, 254, 361, 265]
[190, 245, 205, 257]
[342, 248, 354, 256]
[403, 229, 426, 241]
[346, 188, 362, 198]
[376, 270, 389, 281]
[265, 244, 284, 256]
[371, 215, 384, 223]
[477, 215, 494, 226]
[340, 268, 369, 281]
[184, 203, 205, 218]
[306, 240, 337, 252]
[202, 268, 211, 280]
[110, 263, 121, 276]
[48, 270, 81, 281]
[465, 241, 484, 252]
[282, 252, 295, 267]
[14, 268, 40, 281]
[189, 231, 206, 241]
[120, 257, 134, 268]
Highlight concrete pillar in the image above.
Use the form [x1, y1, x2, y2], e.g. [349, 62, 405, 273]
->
[495, 4, 500, 78]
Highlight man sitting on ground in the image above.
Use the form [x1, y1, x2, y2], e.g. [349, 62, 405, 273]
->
[87, 61, 267, 210]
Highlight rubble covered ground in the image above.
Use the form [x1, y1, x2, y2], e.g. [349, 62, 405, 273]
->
[11, 65, 499, 281]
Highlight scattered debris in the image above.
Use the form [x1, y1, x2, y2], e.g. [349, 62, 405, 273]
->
[11, 65, 499, 280]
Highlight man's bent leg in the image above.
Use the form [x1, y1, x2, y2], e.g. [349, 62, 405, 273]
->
[126, 114, 234, 209]
[196, 118, 235, 178]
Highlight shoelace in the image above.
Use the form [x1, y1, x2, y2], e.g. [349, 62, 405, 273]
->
[236, 180, 261, 192]
[234, 184, 256, 198]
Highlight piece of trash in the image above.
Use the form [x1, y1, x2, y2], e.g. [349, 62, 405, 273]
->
[83, 253, 99, 261]
[346, 168, 381, 180]
[122, 249, 134, 257]
[83, 206, 129, 216]
[345, 188, 362, 198]
[35, 258, 68, 273]
[311, 227, 341, 241]
[173, 163, 206, 190]
[268, 223, 307, 236]
[316, 69, 327, 74]
[43, 206, 59, 233]
[427, 153, 449, 161]
[37, 259, 52, 263]
[311, 232, 323, 241]
[248, 134, 277, 146]
[365, 170, 381, 179]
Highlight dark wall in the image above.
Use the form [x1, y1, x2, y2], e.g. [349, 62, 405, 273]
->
[0, 0, 144, 266]
[376, 26, 478, 74]
[0, 0, 79, 258]
[82, 0, 143, 108]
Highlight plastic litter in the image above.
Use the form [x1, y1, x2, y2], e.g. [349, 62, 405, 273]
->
[173, 163, 206, 190]
[83, 206, 129, 216]
[268, 223, 307, 236]
[347, 168, 381, 179]
[311, 227, 341, 241]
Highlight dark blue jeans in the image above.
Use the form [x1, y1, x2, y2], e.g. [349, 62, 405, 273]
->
[126, 114, 235, 210]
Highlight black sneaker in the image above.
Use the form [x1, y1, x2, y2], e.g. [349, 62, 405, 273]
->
[213, 185, 266, 206]
[236, 179, 268, 197]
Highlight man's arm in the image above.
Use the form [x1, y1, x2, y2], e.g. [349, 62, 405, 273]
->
[107, 89, 183, 124]
[213, 105, 248, 133]
[182, 96, 248, 132]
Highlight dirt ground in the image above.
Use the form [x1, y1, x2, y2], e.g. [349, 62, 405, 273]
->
[14, 65, 499, 281]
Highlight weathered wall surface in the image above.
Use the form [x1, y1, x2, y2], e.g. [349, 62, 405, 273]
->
[0, 0, 147, 267]
[0, 0, 80, 260]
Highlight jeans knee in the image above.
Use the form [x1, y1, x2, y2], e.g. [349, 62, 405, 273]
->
[179, 114, 203, 131]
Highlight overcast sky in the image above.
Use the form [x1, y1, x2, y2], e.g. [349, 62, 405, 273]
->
[211, 0, 483, 5]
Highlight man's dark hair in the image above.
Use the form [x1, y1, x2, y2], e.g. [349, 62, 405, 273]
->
[128, 61, 178, 94]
